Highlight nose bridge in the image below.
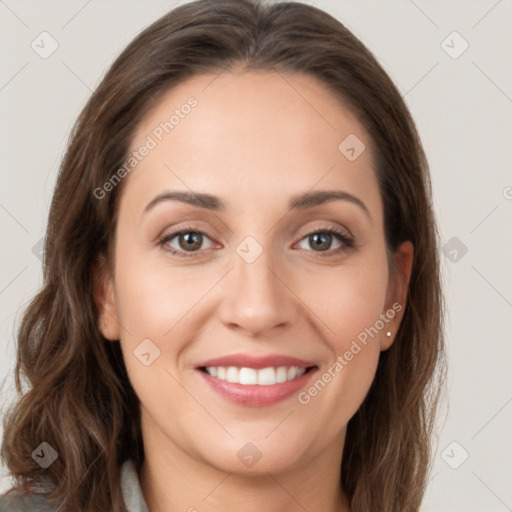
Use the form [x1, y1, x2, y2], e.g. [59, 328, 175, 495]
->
[218, 234, 298, 335]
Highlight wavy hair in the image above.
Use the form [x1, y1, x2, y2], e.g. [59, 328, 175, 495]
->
[1, 0, 446, 510]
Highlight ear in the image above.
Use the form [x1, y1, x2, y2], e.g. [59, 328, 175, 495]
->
[380, 240, 414, 351]
[91, 253, 120, 341]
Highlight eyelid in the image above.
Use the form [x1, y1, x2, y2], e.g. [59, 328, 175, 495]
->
[298, 221, 353, 240]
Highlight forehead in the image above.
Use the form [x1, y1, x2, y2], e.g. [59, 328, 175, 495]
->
[123, 70, 381, 218]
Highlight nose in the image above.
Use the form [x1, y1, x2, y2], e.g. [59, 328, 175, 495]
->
[217, 245, 300, 338]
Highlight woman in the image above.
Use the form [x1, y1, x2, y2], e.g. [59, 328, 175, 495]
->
[0, 0, 446, 510]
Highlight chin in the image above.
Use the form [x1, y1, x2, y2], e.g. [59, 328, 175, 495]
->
[194, 435, 310, 476]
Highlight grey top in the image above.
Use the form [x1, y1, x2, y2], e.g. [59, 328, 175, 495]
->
[0, 459, 149, 512]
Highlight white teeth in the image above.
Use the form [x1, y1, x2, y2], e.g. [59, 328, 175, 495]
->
[226, 366, 238, 383]
[257, 367, 276, 385]
[239, 368, 258, 385]
[204, 366, 307, 385]
[276, 367, 288, 383]
[287, 367, 298, 380]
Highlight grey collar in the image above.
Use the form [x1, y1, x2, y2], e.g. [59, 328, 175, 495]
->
[120, 459, 150, 512]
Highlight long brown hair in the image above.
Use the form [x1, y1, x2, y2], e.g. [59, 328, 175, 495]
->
[0, 1, 446, 510]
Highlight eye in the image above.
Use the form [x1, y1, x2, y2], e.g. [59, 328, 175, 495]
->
[295, 227, 354, 258]
[157, 226, 214, 258]
[157, 225, 354, 259]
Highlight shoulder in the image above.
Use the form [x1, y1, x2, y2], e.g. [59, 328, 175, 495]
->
[0, 490, 57, 512]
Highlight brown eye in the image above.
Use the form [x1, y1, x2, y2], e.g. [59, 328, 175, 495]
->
[177, 232, 203, 251]
[307, 232, 334, 252]
[157, 228, 214, 258]
[296, 227, 354, 257]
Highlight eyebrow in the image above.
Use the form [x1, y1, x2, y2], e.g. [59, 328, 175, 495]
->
[143, 190, 371, 220]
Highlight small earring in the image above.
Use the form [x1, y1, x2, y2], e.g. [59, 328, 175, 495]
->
[386, 331, 391, 337]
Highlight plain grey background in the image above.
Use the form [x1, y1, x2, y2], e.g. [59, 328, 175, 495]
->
[1, 1, 511, 510]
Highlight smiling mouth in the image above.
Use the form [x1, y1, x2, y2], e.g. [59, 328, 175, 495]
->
[198, 365, 316, 386]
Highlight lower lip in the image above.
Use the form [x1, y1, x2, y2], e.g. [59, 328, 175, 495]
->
[197, 368, 317, 407]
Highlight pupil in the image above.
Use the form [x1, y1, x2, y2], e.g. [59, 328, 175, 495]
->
[182, 232, 201, 250]
[312, 233, 330, 251]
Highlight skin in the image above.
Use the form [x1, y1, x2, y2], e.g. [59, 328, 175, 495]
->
[94, 68, 413, 512]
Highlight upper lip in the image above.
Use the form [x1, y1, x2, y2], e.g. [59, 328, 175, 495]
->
[196, 353, 317, 370]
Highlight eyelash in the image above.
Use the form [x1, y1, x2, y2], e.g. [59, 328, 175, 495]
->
[156, 225, 354, 259]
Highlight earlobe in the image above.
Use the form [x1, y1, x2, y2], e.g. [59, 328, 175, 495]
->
[381, 240, 414, 351]
[91, 254, 120, 341]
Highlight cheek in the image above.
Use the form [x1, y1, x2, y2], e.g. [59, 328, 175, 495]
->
[301, 258, 389, 341]
[114, 247, 203, 340]
[296, 267, 386, 432]
[112, 263, 197, 418]
[299, 257, 388, 401]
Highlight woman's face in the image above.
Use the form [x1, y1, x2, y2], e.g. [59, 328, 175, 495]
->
[96, 70, 412, 475]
